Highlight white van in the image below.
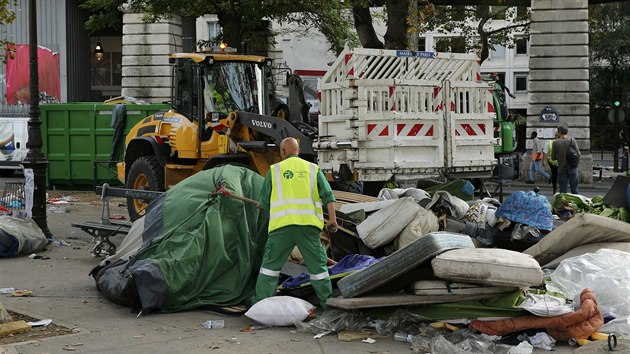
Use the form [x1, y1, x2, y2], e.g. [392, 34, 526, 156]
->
[0, 116, 29, 176]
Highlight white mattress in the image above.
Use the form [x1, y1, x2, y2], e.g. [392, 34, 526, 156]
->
[432, 248, 543, 288]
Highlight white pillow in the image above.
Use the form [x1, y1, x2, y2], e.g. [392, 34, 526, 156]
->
[245, 296, 315, 326]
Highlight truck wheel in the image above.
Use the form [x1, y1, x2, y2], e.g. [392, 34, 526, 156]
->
[126, 156, 164, 221]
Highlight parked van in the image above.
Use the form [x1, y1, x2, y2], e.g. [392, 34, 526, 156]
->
[0, 116, 28, 176]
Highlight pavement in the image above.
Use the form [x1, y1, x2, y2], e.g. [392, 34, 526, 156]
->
[1, 171, 626, 353]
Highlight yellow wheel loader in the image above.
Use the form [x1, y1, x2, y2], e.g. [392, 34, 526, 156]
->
[117, 48, 317, 219]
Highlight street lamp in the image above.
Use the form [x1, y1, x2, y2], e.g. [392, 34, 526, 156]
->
[22, 0, 51, 237]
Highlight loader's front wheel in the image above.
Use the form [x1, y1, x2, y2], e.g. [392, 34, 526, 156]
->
[126, 156, 164, 221]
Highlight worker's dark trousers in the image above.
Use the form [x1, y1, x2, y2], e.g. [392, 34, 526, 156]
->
[252, 225, 332, 309]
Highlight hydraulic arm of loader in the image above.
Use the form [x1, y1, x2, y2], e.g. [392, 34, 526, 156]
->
[235, 111, 316, 157]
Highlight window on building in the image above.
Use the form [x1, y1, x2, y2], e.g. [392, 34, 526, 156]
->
[491, 44, 506, 59]
[435, 37, 466, 53]
[515, 74, 528, 92]
[208, 21, 222, 41]
[418, 37, 426, 52]
[515, 38, 528, 55]
[516, 6, 529, 18]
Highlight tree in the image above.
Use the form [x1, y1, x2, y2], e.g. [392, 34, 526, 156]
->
[81, 0, 356, 55]
[350, 1, 530, 59]
[589, 2, 630, 109]
[0, 0, 17, 63]
[589, 2, 630, 152]
[418, 3, 530, 63]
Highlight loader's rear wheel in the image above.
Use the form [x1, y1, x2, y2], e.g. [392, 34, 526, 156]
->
[126, 156, 164, 221]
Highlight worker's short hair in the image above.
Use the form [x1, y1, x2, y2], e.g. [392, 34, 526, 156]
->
[558, 125, 569, 135]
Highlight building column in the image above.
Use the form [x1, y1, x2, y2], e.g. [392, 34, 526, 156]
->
[527, 0, 592, 184]
[121, 9, 183, 103]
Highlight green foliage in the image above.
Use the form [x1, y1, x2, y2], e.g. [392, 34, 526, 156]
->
[552, 193, 630, 223]
[0, 0, 17, 63]
[418, 1, 530, 63]
[589, 2, 630, 110]
[81, 0, 356, 55]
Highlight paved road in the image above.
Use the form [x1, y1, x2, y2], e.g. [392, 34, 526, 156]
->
[0, 169, 623, 353]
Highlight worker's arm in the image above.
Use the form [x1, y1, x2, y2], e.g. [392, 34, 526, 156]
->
[258, 172, 272, 213]
[316, 169, 338, 232]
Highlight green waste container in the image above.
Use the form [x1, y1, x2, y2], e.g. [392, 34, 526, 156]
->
[41, 102, 170, 188]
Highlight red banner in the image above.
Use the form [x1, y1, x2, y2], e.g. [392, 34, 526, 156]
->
[5, 44, 60, 104]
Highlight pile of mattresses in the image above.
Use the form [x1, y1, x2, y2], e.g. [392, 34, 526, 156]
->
[328, 233, 543, 310]
[316, 183, 630, 345]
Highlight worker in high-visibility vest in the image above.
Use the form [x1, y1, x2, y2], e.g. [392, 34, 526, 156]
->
[543, 130, 560, 194]
[251, 137, 338, 309]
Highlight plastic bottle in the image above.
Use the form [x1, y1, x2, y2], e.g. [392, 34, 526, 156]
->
[201, 320, 225, 329]
[394, 332, 414, 343]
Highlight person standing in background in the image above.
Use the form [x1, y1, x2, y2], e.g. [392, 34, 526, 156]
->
[527, 131, 551, 185]
[552, 125, 581, 194]
[543, 131, 560, 194]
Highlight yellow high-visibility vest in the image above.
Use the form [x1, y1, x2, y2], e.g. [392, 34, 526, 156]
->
[547, 140, 558, 167]
[269, 157, 324, 232]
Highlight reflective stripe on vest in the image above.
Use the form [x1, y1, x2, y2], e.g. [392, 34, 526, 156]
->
[268, 158, 324, 232]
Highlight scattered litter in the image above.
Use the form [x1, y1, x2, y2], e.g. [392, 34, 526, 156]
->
[11, 289, 32, 297]
[240, 325, 269, 332]
[82, 299, 89, 304]
[133, 335, 144, 339]
[62, 347, 76, 351]
[70, 342, 84, 346]
[48, 205, 70, 213]
[362, 337, 376, 344]
[110, 214, 126, 220]
[28, 253, 50, 260]
[49, 240, 70, 247]
[27, 319, 52, 327]
[0, 288, 15, 294]
[518, 332, 556, 351]
[201, 320, 225, 329]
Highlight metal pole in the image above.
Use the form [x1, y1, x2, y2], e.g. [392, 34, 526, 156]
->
[614, 108, 620, 172]
[22, 0, 51, 237]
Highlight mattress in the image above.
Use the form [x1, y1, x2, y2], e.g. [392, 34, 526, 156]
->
[432, 248, 543, 288]
[337, 232, 474, 298]
[412, 280, 517, 296]
[523, 213, 630, 266]
[357, 197, 420, 249]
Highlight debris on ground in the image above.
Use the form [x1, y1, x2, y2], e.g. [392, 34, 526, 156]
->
[76, 167, 630, 352]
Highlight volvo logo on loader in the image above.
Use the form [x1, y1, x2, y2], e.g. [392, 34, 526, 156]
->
[251, 120, 274, 129]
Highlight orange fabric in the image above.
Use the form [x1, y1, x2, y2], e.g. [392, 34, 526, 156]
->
[469, 288, 603, 342]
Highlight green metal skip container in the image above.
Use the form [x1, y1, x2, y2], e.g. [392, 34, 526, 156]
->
[41, 102, 170, 188]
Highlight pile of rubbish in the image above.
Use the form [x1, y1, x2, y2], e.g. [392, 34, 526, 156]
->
[87, 167, 630, 352]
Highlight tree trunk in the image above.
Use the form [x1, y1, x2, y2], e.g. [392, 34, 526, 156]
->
[407, 0, 419, 50]
[477, 7, 491, 64]
[384, 0, 409, 50]
[352, 0, 383, 49]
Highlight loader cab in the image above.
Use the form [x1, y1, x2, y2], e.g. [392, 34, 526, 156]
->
[171, 52, 274, 124]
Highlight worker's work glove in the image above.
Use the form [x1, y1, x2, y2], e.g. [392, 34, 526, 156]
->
[325, 221, 338, 233]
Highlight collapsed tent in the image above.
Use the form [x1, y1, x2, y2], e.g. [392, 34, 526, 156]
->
[91, 166, 269, 313]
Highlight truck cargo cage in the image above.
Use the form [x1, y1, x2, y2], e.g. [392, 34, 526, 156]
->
[317, 46, 497, 185]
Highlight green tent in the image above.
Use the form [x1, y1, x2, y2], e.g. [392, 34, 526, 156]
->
[92, 166, 269, 313]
